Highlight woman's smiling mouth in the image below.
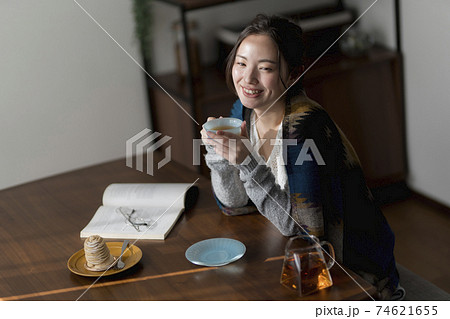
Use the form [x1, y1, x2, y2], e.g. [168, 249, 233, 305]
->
[242, 86, 263, 97]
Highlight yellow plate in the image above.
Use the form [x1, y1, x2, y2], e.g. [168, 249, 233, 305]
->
[67, 242, 142, 277]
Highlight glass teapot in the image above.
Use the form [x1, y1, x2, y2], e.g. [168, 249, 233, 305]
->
[280, 235, 335, 296]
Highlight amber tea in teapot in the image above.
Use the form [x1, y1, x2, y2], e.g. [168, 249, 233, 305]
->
[280, 235, 335, 296]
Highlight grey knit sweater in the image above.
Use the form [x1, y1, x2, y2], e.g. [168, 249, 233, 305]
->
[204, 144, 304, 237]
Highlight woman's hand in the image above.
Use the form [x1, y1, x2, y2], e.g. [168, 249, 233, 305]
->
[200, 117, 218, 147]
[201, 119, 251, 165]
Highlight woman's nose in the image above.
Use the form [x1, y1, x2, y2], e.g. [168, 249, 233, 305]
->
[243, 67, 258, 84]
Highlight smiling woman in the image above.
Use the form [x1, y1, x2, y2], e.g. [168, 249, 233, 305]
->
[225, 15, 304, 108]
[200, 14, 404, 301]
[232, 35, 287, 113]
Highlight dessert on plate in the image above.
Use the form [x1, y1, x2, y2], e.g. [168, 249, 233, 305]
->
[84, 235, 116, 271]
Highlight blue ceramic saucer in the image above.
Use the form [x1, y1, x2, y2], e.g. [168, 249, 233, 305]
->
[185, 238, 246, 267]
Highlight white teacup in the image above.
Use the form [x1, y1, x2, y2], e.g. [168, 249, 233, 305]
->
[203, 117, 242, 135]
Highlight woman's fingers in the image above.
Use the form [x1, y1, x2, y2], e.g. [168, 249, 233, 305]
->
[201, 117, 219, 143]
[200, 129, 211, 143]
[208, 131, 251, 165]
[206, 130, 230, 147]
[204, 131, 231, 152]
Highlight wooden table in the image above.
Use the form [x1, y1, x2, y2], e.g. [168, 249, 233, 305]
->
[0, 153, 376, 300]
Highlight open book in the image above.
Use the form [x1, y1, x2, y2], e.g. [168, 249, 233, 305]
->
[80, 183, 198, 240]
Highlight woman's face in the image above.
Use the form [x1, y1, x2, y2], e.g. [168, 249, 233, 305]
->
[232, 34, 291, 112]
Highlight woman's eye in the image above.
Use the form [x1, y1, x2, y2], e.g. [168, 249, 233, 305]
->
[236, 62, 245, 67]
[260, 67, 272, 71]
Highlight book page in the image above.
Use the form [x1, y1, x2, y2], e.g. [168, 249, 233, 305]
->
[80, 205, 184, 240]
[102, 183, 192, 209]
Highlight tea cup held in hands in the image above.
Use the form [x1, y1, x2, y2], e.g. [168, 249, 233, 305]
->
[203, 117, 243, 136]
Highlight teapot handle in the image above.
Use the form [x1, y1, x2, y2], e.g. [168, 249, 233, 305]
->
[320, 241, 335, 269]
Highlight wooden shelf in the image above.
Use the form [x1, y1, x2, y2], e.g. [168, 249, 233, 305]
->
[303, 46, 398, 79]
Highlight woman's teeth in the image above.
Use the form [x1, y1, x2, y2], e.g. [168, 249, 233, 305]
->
[243, 88, 262, 94]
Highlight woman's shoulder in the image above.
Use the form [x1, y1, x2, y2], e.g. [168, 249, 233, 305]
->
[286, 93, 336, 138]
[287, 92, 362, 170]
[288, 93, 327, 119]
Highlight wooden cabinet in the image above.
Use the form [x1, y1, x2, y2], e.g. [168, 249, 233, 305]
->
[302, 46, 406, 187]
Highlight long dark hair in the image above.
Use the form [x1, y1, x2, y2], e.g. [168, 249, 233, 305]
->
[225, 14, 304, 104]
